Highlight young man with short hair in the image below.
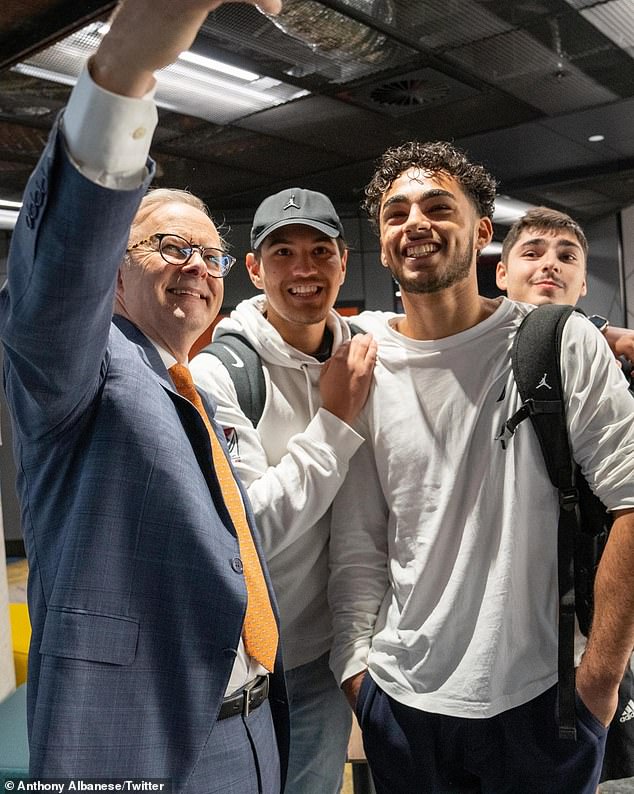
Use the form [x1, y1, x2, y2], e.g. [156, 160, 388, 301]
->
[191, 188, 376, 794]
[328, 141, 634, 794]
[497, 205, 634, 786]
[496, 205, 634, 365]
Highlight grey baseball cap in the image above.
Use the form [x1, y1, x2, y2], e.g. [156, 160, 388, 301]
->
[251, 187, 344, 250]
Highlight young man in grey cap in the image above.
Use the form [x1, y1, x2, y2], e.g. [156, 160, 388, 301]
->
[191, 188, 377, 794]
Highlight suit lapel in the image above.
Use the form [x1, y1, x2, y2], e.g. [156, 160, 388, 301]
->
[112, 314, 237, 529]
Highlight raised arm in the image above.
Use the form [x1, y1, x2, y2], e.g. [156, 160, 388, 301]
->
[1, 0, 282, 437]
[90, 0, 281, 97]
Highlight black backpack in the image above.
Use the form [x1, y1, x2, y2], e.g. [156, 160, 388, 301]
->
[198, 322, 364, 427]
[497, 303, 614, 740]
[200, 333, 266, 427]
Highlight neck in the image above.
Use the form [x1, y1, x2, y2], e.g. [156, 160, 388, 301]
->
[265, 313, 330, 356]
[397, 278, 501, 340]
[114, 307, 195, 364]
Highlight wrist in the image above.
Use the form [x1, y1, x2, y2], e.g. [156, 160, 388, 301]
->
[89, 54, 156, 98]
[587, 314, 609, 334]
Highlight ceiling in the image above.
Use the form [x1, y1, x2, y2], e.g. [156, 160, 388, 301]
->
[1, 0, 634, 225]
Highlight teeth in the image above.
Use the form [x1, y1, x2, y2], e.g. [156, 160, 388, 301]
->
[290, 285, 319, 295]
[171, 289, 201, 298]
[407, 243, 438, 257]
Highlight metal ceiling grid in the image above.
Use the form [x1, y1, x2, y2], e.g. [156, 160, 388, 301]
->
[203, 2, 418, 86]
[387, 0, 513, 51]
[579, 0, 634, 53]
[446, 28, 618, 113]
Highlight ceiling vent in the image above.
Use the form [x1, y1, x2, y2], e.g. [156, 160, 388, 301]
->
[370, 76, 451, 108]
[346, 68, 478, 116]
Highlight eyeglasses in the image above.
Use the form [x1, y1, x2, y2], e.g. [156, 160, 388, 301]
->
[127, 233, 236, 278]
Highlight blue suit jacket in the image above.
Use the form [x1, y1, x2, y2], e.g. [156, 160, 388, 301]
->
[0, 126, 288, 787]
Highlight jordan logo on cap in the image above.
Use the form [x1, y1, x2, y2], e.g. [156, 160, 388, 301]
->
[283, 193, 300, 211]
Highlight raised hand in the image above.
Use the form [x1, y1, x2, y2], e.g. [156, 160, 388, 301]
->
[90, 0, 282, 97]
[319, 332, 377, 425]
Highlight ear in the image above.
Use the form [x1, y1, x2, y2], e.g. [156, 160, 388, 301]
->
[380, 247, 389, 269]
[476, 216, 493, 251]
[246, 252, 264, 290]
[116, 268, 125, 298]
[496, 261, 508, 291]
[339, 247, 348, 285]
[579, 276, 587, 299]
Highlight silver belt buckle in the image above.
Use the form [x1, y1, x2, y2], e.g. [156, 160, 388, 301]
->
[242, 675, 268, 718]
[242, 677, 258, 718]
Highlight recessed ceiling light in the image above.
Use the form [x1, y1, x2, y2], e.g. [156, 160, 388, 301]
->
[12, 20, 309, 126]
[588, 134, 605, 142]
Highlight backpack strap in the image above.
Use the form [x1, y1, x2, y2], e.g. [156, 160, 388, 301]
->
[347, 321, 364, 336]
[199, 333, 266, 427]
[500, 304, 579, 740]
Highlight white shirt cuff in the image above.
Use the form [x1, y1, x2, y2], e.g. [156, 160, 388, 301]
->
[62, 65, 158, 189]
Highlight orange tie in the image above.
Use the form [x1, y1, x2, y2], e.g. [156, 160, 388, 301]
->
[169, 363, 278, 672]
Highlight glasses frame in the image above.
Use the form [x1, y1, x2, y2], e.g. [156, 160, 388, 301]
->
[127, 233, 236, 278]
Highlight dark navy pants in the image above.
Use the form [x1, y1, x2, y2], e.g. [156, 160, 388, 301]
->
[356, 674, 607, 794]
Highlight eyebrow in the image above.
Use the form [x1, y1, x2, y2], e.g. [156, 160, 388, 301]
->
[382, 188, 456, 214]
[519, 236, 582, 251]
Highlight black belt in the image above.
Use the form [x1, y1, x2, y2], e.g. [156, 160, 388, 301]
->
[218, 675, 270, 720]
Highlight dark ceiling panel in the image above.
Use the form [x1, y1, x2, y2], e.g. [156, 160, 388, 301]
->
[447, 28, 617, 113]
[0, 70, 69, 127]
[0, 0, 634, 220]
[458, 121, 617, 184]
[0, 1, 115, 69]
[394, 0, 512, 49]
[540, 97, 634, 157]
[511, 169, 634, 220]
[236, 95, 396, 158]
[147, 153, 273, 207]
[156, 122, 348, 176]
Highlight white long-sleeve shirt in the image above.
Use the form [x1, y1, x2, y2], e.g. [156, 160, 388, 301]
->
[329, 298, 634, 718]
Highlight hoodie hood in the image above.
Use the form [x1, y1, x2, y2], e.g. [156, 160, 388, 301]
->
[213, 294, 352, 370]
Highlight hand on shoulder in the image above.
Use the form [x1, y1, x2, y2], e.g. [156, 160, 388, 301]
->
[319, 333, 377, 425]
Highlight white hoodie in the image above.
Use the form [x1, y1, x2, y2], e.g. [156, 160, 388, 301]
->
[190, 295, 364, 669]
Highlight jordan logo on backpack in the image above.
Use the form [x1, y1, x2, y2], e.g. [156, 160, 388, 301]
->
[536, 373, 552, 390]
[620, 699, 634, 723]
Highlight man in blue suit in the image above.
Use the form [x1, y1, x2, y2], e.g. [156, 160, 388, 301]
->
[0, 0, 290, 790]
